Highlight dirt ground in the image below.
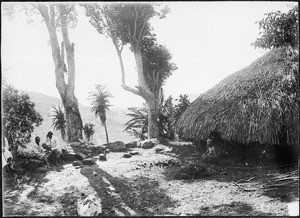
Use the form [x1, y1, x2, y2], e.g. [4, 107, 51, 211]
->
[2, 142, 299, 216]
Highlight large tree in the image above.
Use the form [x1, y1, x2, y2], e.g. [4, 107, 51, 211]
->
[3, 3, 85, 142]
[253, 5, 299, 147]
[36, 3, 83, 142]
[83, 3, 175, 138]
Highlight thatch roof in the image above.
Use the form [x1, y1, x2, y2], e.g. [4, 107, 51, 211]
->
[176, 48, 298, 146]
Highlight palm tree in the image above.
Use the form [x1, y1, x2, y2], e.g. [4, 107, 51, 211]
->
[51, 104, 66, 140]
[89, 85, 112, 143]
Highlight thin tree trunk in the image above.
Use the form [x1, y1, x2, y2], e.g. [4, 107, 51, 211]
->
[104, 122, 109, 143]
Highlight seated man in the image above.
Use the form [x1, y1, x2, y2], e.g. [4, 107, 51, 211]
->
[32, 136, 51, 168]
[44, 131, 62, 166]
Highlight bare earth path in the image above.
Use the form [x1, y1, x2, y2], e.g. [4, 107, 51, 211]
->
[2, 144, 299, 216]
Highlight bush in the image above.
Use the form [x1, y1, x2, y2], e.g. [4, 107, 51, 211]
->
[83, 122, 95, 142]
[2, 85, 43, 150]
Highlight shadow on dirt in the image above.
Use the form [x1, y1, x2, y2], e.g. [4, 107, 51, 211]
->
[198, 201, 273, 216]
[80, 164, 177, 216]
[162, 142, 299, 204]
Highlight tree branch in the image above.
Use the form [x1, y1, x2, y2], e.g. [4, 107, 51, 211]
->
[60, 4, 75, 93]
[133, 6, 138, 39]
[121, 84, 141, 96]
[138, 21, 147, 42]
[49, 4, 56, 31]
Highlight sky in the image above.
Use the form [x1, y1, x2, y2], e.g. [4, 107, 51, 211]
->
[1, 1, 297, 108]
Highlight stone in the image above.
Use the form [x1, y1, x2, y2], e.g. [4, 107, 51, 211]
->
[82, 158, 95, 165]
[140, 140, 155, 149]
[81, 148, 92, 155]
[25, 159, 44, 171]
[72, 161, 82, 166]
[129, 151, 139, 155]
[98, 146, 107, 154]
[63, 153, 77, 161]
[125, 141, 138, 148]
[35, 167, 48, 173]
[75, 152, 87, 160]
[155, 148, 164, 152]
[105, 141, 126, 152]
[77, 195, 102, 216]
[99, 154, 107, 161]
[123, 153, 132, 158]
[105, 149, 110, 153]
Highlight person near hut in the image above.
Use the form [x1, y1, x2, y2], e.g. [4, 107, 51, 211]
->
[2, 136, 15, 177]
[202, 138, 216, 161]
[32, 136, 51, 168]
[44, 131, 62, 166]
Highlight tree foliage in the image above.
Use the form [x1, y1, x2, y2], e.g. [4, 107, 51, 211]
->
[124, 106, 148, 140]
[2, 85, 43, 149]
[83, 122, 95, 142]
[253, 5, 299, 147]
[124, 94, 191, 140]
[51, 104, 66, 141]
[141, 37, 177, 94]
[252, 5, 298, 49]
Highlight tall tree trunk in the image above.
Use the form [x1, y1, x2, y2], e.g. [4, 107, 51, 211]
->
[147, 99, 159, 139]
[104, 122, 109, 143]
[61, 93, 83, 142]
[38, 4, 83, 142]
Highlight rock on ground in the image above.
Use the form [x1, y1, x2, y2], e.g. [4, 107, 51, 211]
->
[75, 153, 87, 160]
[125, 141, 138, 148]
[139, 139, 159, 149]
[99, 154, 107, 161]
[123, 153, 132, 158]
[77, 194, 102, 216]
[72, 161, 82, 166]
[82, 158, 95, 165]
[104, 141, 126, 152]
[129, 151, 139, 155]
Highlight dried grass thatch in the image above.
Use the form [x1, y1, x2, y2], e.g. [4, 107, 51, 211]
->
[177, 48, 298, 146]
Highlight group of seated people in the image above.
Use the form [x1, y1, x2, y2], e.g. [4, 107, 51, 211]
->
[2, 130, 63, 177]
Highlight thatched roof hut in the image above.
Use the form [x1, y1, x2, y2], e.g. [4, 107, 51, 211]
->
[177, 48, 298, 146]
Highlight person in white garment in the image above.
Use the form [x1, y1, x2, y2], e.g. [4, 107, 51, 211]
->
[44, 131, 62, 166]
[2, 136, 15, 176]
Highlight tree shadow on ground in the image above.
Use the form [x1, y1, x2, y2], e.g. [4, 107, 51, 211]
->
[2, 168, 50, 216]
[80, 164, 177, 216]
[197, 201, 273, 216]
[2, 158, 74, 216]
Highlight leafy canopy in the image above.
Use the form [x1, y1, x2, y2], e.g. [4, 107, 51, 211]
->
[141, 36, 178, 93]
[252, 5, 298, 49]
[82, 3, 168, 47]
[2, 85, 43, 149]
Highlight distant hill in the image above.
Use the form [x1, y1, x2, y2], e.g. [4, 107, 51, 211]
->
[21, 90, 136, 146]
